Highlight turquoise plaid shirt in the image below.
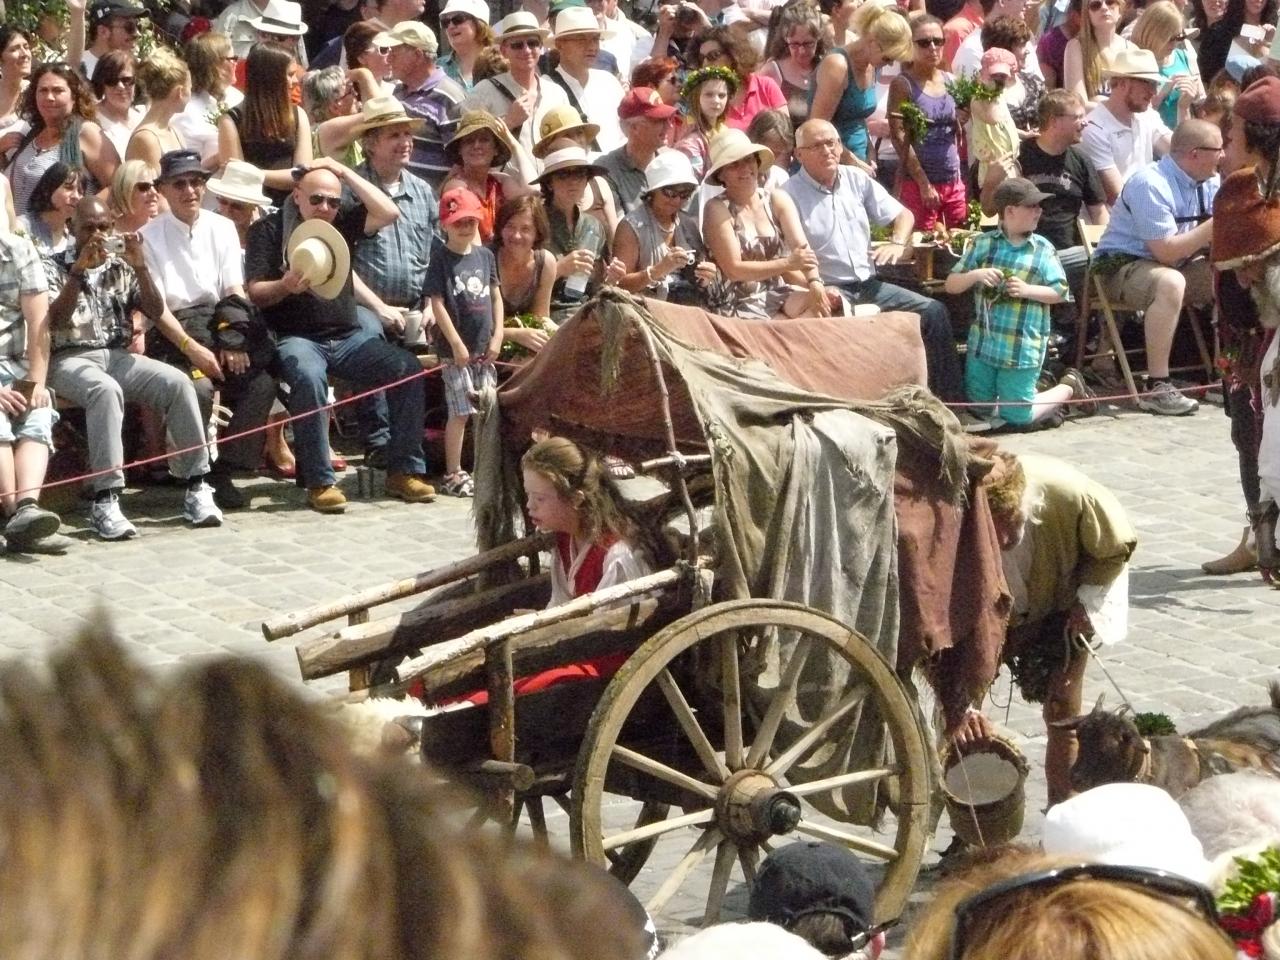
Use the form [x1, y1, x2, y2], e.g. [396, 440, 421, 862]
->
[952, 229, 1069, 370]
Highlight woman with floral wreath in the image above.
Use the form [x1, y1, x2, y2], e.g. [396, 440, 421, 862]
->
[674, 64, 737, 181]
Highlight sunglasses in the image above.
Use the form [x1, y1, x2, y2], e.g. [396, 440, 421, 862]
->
[133, 180, 156, 193]
[947, 865, 1222, 960]
[372, 44, 391, 55]
[659, 186, 694, 199]
[168, 176, 205, 192]
[217, 196, 253, 213]
[440, 14, 472, 27]
[308, 193, 343, 209]
[915, 36, 945, 47]
[1087, 0, 1120, 10]
[505, 37, 542, 50]
[111, 76, 135, 88]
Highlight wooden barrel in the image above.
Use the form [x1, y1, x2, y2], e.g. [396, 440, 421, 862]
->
[941, 735, 1030, 848]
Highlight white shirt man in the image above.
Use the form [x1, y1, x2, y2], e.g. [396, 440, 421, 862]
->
[547, 8, 626, 152]
[1078, 51, 1176, 204]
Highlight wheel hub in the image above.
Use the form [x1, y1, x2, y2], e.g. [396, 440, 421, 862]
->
[714, 769, 802, 844]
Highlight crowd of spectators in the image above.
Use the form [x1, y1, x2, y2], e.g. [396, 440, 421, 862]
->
[0, 0, 1265, 560]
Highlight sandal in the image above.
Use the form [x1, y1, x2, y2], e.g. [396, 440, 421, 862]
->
[604, 455, 635, 480]
[441, 470, 474, 497]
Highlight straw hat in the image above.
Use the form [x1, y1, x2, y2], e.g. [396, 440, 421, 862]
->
[552, 6, 614, 40]
[287, 220, 351, 300]
[445, 110, 514, 167]
[494, 10, 550, 43]
[1100, 47, 1163, 83]
[703, 128, 774, 186]
[642, 150, 697, 194]
[248, 0, 307, 35]
[206, 160, 272, 207]
[532, 105, 601, 158]
[531, 145, 605, 183]
[355, 94, 426, 135]
[440, 0, 490, 23]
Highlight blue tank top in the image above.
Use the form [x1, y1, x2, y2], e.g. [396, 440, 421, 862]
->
[815, 48, 878, 161]
[905, 74, 960, 184]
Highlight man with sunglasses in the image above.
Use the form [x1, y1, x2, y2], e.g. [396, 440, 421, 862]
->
[464, 12, 569, 171]
[140, 150, 277, 512]
[381, 20, 465, 192]
[245, 159, 435, 514]
[74, 0, 146, 84]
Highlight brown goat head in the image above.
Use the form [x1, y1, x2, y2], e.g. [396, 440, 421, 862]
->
[1051, 695, 1152, 793]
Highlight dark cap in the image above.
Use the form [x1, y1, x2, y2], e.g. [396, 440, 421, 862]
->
[89, 0, 149, 26]
[748, 841, 875, 939]
[993, 176, 1052, 210]
[157, 149, 206, 182]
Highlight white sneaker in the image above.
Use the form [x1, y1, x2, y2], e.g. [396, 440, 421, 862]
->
[183, 481, 224, 528]
[1137, 379, 1198, 416]
[90, 493, 138, 541]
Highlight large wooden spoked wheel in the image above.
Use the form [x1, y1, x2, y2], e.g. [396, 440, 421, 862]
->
[570, 600, 931, 927]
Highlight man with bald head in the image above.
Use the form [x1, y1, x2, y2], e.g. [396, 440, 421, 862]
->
[783, 119, 964, 403]
[1091, 118, 1222, 416]
[246, 157, 435, 514]
[44, 196, 222, 539]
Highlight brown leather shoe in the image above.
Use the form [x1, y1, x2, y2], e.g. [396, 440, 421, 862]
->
[385, 473, 436, 503]
[1201, 526, 1257, 575]
[308, 485, 347, 514]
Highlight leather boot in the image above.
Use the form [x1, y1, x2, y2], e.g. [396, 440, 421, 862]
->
[1201, 526, 1257, 575]
[1253, 503, 1280, 578]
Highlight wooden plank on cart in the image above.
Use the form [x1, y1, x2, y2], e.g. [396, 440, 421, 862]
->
[261, 532, 554, 640]
[296, 575, 551, 681]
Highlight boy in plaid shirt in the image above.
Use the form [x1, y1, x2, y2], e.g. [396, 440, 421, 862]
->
[945, 178, 1090, 428]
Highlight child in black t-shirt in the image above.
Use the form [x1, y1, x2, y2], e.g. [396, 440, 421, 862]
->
[424, 188, 504, 498]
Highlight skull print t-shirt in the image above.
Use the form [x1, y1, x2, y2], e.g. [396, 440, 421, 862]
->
[424, 241, 497, 356]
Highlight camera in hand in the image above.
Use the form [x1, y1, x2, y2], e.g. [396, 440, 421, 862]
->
[104, 235, 126, 255]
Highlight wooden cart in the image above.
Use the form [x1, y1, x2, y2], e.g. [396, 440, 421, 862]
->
[263, 294, 935, 928]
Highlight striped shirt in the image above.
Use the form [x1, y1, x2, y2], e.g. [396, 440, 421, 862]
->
[1095, 154, 1220, 261]
[953, 228, 1069, 370]
[353, 161, 440, 308]
[396, 71, 466, 191]
[0, 232, 47, 360]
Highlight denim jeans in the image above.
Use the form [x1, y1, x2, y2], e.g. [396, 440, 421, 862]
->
[835, 277, 965, 402]
[355, 306, 391, 453]
[275, 327, 425, 489]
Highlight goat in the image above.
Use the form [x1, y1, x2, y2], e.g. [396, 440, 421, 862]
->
[1053, 683, 1280, 799]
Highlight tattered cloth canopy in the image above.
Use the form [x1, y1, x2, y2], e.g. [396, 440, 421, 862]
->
[475, 290, 1009, 816]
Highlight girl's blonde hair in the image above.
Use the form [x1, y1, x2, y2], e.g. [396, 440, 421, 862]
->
[905, 851, 1236, 960]
[108, 159, 159, 218]
[1132, 1, 1185, 58]
[1079, 1, 1116, 100]
[852, 4, 914, 63]
[135, 44, 190, 102]
[521, 437, 633, 545]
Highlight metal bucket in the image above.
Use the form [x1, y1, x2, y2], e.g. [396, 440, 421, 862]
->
[941, 735, 1030, 848]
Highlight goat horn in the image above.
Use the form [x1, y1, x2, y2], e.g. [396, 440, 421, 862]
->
[1092, 693, 1106, 713]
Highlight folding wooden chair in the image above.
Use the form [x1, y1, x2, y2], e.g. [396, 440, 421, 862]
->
[1074, 220, 1216, 403]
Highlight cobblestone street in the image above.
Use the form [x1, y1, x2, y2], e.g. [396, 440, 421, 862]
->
[4, 401, 1275, 945]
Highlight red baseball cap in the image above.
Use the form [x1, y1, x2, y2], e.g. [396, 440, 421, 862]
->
[619, 87, 677, 121]
[439, 187, 484, 227]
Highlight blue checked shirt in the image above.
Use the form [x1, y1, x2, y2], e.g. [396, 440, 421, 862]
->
[354, 161, 440, 308]
[953, 229, 1069, 370]
[1095, 154, 1219, 260]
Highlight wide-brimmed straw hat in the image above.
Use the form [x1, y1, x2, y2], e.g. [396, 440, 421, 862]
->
[248, 0, 307, 35]
[355, 94, 426, 135]
[552, 6, 614, 40]
[287, 219, 350, 300]
[445, 110, 514, 167]
[1100, 47, 1163, 83]
[494, 10, 550, 43]
[532, 105, 601, 158]
[207, 160, 272, 207]
[642, 150, 697, 195]
[532, 145, 605, 183]
[704, 128, 774, 185]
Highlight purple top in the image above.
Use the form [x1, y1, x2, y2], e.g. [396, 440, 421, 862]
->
[1037, 26, 1070, 87]
[905, 74, 960, 184]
